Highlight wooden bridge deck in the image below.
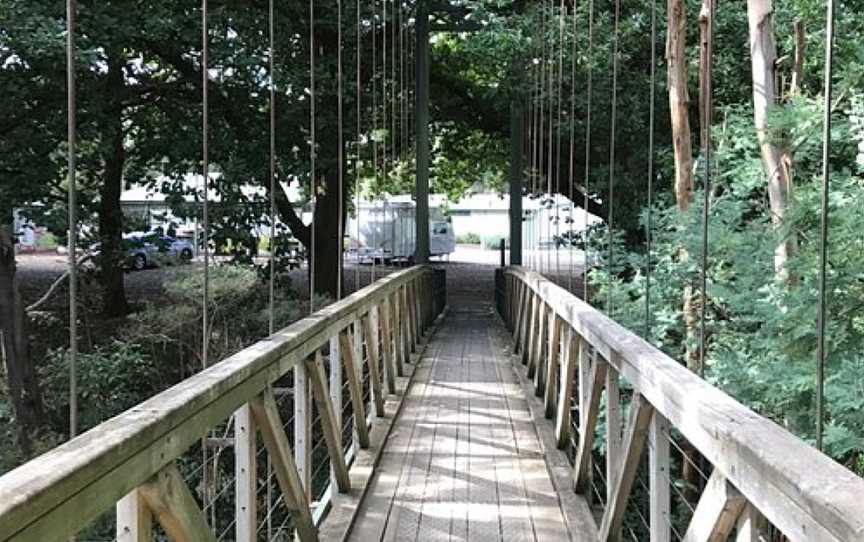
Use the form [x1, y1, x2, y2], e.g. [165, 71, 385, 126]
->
[347, 300, 593, 542]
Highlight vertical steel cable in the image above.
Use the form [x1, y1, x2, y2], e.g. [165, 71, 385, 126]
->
[645, 0, 657, 339]
[200, 0, 211, 518]
[382, 0, 388, 266]
[582, 0, 594, 303]
[267, 1, 276, 532]
[568, 0, 577, 293]
[546, 0, 554, 278]
[268, 0, 276, 335]
[555, 0, 565, 287]
[816, 0, 836, 452]
[538, 4, 546, 275]
[371, 5, 378, 283]
[391, 1, 396, 192]
[698, 0, 714, 376]
[607, 0, 621, 316]
[338, 0, 344, 300]
[309, 0, 316, 311]
[66, 0, 78, 443]
[356, 0, 362, 290]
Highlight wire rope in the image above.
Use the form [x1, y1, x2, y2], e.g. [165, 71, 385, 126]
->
[607, 0, 621, 317]
[309, 0, 316, 312]
[200, 0, 212, 518]
[645, 0, 658, 339]
[267, 0, 277, 534]
[698, 0, 715, 377]
[555, 0, 565, 288]
[355, 0, 362, 290]
[815, 0, 837, 452]
[582, 0, 594, 304]
[568, 0, 577, 293]
[338, 0, 344, 300]
[65, 0, 79, 445]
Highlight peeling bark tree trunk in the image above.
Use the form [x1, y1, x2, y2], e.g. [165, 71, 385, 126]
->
[99, 56, 131, 317]
[0, 225, 45, 454]
[747, 0, 797, 280]
[781, 21, 805, 201]
[667, 0, 694, 212]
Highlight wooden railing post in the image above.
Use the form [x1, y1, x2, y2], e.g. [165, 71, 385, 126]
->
[513, 281, 526, 349]
[554, 330, 580, 449]
[574, 357, 607, 493]
[339, 330, 370, 449]
[734, 505, 770, 542]
[544, 315, 562, 417]
[681, 470, 746, 541]
[379, 300, 397, 394]
[331, 334, 342, 429]
[649, 412, 671, 542]
[390, 291, 405, 377]
[528, 302, 547, 381]
[305, 351, 351, 492]
[249, 390, 318, 541]
[116, 489, 152, 542]
[401, 285, 412, 361]
[598, 393, 654, 541]
[363, 311, 386, 416]
[234, 404, 256, 542]
[138, 463, 216, 542]
[523, 291, 538, 365]
[295, 361, 312, 500]
[606, 365, 622, 503]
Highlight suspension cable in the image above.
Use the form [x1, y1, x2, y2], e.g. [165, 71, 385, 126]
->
[815, 0, 837, 452]
[66, 0, 78, 443]
[268, 0, 276, 334]
[355, 0, 362, 290]
[607, 0, 621, 316]
[698, 0, 715, 376]
[645, 0, 658, 339]
[337, 0, 344, 300]
[200, 0, 212, 517]
[371, 5, 378, 282]
[309, 0, 316, 311]
[556, 0, 565, 287]
[568, 0, 577, 293]
[546, 0, 554, 278]
[582, 0, 594, 303]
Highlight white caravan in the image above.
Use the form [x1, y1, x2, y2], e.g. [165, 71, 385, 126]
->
[348, 200, 456, 264]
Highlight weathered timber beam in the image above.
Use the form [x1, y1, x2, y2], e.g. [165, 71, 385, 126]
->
[598, 393, 655, 541]
[138, 463, 215, 542]
[681, 469, 747, 542]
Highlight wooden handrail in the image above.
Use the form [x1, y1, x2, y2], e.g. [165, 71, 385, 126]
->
[0, 265, 439, 542]
[502, 266, 864, 542]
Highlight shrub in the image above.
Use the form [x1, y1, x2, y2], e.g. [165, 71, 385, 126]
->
[456, 232, 481, 244]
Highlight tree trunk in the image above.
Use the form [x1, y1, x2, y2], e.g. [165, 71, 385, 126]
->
[99, 57, 130, 317]
[0, 225, 45, 454]
[747, 0, 796, 280]
[667, 0, 694, 212]
[310, 172, 344, 301]
[670, 0, 702, 506]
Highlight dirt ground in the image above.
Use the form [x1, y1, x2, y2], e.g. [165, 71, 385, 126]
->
[14, 245, 583, 312]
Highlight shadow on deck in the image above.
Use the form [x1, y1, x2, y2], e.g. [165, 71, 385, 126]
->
[339, 269, 596, 541]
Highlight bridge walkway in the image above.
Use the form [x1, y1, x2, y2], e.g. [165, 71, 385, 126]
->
[347, 285, 593, 541]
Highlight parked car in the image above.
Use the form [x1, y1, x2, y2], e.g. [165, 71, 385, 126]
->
[125, 233, 194, 270]
[92, 233, 194, 271]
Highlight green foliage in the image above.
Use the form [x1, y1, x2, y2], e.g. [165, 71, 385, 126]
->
[41, 342, 166, 432]
[588, 96, 864, 470]
[457, 232, 481, 244]
[481, 234, 509, 250]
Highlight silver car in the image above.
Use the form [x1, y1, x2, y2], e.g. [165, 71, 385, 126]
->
[124, 233, 194, 270]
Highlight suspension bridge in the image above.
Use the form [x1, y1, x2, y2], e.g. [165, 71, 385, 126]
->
[1, 0, 862, 540]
